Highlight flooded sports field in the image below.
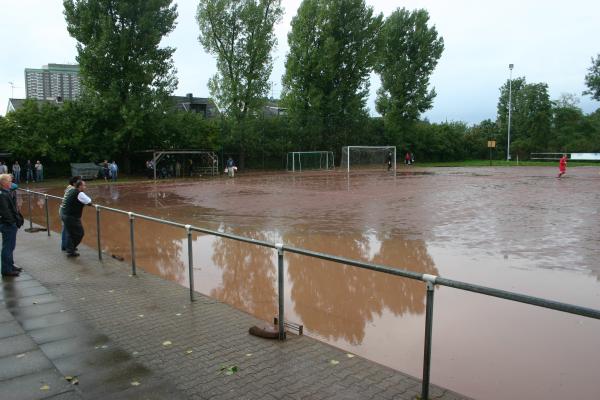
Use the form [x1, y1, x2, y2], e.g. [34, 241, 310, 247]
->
[27, 166, 600, 400]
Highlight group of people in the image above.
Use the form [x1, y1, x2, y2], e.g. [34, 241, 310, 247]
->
[385, 152, 415, 170]
[0, 160, 43, 184]
[0, 173, 93, 277]
[101, 160, 118, 181]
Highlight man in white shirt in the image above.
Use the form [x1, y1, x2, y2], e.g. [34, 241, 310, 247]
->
[59, 179, 93, 257]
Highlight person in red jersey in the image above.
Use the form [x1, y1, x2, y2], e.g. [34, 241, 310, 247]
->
[557, 154, 568, 178]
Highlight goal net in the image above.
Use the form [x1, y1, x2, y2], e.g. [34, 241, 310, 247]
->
[341, 146, 396, 172]
[286, 151, 335, 172]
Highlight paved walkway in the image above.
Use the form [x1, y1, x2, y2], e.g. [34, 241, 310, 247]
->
[1, 226, 471, 400]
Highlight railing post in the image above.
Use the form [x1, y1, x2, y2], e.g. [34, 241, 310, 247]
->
[96, 205, 102, 260]
[186, 225, 195, 302]
[421, 274, 437, 400]
[27, 190, 33, 230]
[44, 194, 50, 236]
[275, 243, 286, 340]
[129, 212, 136, 276]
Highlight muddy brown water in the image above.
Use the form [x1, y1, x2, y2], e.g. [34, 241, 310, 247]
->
[22, 167, 600, 400]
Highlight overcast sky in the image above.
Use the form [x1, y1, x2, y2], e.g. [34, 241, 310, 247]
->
[2, 0, 599, 123]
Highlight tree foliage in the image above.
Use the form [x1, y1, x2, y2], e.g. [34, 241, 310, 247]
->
[374, 8, 443, 130]
[63, 0, 179, 165]
[583, 54, 600, 101]
[282, 0, 382, 152]
[497, 77, 552, 157]
[197, 0, 283, 120]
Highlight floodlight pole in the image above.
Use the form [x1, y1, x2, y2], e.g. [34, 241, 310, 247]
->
[507, 64, 514, 161]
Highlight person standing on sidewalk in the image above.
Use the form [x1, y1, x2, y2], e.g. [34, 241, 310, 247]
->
[60, 179, 93, 257]
[59, 176, 81, 252]
[0, 174, 23, 276]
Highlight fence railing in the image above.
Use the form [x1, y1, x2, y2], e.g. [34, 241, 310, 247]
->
[19, 188, 600, 400]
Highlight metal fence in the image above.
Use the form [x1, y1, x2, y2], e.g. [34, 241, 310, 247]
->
[19, 188, 600, 400]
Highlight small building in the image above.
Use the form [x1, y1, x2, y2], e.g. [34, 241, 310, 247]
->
[170, 93, 219, 118]
[5, 97, 65, 114]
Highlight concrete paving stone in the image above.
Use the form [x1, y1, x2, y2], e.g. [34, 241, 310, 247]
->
[57, 359, 155, 398]
[39, 334, 111, 361]
[20, 311, 81, 332]
[42, 390, 83, 400]
[0, 333, 38, 358]
[0, 308, 14, 323]
[0, 278, 43, 293]
[0, 368, 76, 400]
[28, 321, 94, 345]
[0, 349, 54, 381]
[0, 285, 50, 300]
[9, 301, 69, 321]
[52, 347, 132, 376]
[107, 380, 185, 400]
[3, 293, 60, 309]
[0, 320, 25, 339]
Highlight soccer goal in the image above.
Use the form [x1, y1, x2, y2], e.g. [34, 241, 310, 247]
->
[341, 146, 396, 172]
[286, 151, 335, 172]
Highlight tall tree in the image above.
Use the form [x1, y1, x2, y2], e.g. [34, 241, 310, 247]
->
[63, 0, 178, 166]
[282, 0, 382, 151]
[197, 0, 282, 167]
[374, 8, 443, 132]
[197, 0, 282, 120]
[497, 77, 552, 156]
[583, 54, 600, 101]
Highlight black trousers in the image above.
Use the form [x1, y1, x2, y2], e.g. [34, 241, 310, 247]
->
[62, 215, 84, 253]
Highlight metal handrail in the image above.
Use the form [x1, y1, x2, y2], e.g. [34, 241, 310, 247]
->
[19, 188, 600, 399]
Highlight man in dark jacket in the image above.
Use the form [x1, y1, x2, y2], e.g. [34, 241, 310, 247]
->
[60, 179, 92, 257]
[0, 174, 22, 276]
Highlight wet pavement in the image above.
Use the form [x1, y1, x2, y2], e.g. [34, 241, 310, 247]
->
[0, 272, 180, 399]
[0, 225, 469, 400]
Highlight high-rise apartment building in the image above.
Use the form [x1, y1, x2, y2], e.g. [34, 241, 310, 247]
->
[25, 64, 82, 100]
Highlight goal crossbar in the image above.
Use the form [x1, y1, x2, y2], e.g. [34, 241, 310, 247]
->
[341, 146, 396, 172]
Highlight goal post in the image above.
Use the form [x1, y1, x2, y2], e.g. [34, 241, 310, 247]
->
[341, 146, 396, 172]
[286, 151, 335, 172]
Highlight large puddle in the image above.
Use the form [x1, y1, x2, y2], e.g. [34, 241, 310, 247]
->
[23, 167, 600, 399]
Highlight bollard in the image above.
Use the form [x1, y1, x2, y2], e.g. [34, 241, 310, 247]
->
[96, 205, 102, 260]
[186, 225, 195, 302]
[27, 190, 33, 230]
[129, 212, 136, 276]
[275, 243, 286, 340]
[421, 274, 437, 400]
[44, 195, 50, 236]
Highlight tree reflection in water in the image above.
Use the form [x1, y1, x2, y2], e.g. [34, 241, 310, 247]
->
[285, 228, 438, 344]
[210, 226, 277, 322]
